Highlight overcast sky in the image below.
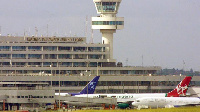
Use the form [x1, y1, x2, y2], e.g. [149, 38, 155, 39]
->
[0, 0, 200, 71]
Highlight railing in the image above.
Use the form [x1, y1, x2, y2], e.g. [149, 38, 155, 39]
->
[0, 49, 10, 51]
[0, 73, 189, 77]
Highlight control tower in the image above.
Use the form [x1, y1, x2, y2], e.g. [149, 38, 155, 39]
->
[92, 0, 124, 59]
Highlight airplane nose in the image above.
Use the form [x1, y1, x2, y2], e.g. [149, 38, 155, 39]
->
[132, 102, 136, 106]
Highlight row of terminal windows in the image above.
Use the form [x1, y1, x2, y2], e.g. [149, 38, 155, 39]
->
[47, 81, 199, 87]
[92, 21, 124, 25]
[8, 96, 54, 99]
[0, 54, 103, 59]
[0, 62, 101, 67]
[0, 46, 105, 52]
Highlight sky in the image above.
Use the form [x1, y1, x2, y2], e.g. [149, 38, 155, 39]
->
[0, 0, 200, 71]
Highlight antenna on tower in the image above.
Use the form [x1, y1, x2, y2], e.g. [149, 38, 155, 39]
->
[69, 30, 71, 37]
[90, 29, 94, 43]
[142, 55, 144, 67]
[152, 57, 156, 66]
[126, 58, 128, 66]
[0, 26, 1, 36]
[85, 16, 88, 38]
[183, 60, 185, 71]
[28, 27, 30, 36]
[64, 32, 67, 37]
[35, 27, 38, 37]
[47, 24, 49, 37]
[24, 29, 26, 40]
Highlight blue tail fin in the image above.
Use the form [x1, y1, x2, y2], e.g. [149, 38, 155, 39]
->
[79, 76, 100, 94]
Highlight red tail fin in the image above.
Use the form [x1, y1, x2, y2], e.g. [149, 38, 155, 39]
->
[167, 76, 192, 97]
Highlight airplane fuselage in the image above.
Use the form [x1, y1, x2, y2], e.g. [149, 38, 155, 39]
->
[74, 93, 166, 102]
[132, 97, 200, 109]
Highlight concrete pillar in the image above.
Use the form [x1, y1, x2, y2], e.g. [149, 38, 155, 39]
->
[101, 29, 116, 59]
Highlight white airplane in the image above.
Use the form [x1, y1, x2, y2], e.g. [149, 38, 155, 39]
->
[74, 76, 192, 109]
[132, 97, 200, 109]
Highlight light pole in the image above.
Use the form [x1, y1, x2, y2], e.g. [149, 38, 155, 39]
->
[50, 64, 53, 89]
[97, 62, 99, 76]
[87, 62, 88, 109]
[58, 61, 61, 110]
[85, 61, 90, 109]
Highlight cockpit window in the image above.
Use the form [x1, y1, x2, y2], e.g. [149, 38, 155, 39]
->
[136, 100, 140, 102]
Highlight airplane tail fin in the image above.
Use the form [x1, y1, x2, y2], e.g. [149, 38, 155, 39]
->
[167, 76, 192, 97]
[79, 76, 100, 94]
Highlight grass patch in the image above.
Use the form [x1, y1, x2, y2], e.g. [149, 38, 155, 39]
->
[74, 107, 200, 112]
[1, 107, 200, 112]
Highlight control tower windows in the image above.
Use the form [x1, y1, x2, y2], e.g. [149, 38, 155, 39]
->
[95, 2, 119, 13]
[102, 2, 116, 12]
[92, 21, 124, 25]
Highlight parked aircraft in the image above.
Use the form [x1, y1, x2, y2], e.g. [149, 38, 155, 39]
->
[75, 76, 192, 109]
[132, 97, 200, 109]
[55, 76, 100, 96]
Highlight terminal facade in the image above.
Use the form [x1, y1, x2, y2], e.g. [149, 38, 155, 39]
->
[0, 0, 200, 110]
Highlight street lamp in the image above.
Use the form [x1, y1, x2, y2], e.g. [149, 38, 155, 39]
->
[85, 61, 90, 109]
[97, 62, 99, 76]
[50, 64, 52, 89]
[59, 61, 61, 110]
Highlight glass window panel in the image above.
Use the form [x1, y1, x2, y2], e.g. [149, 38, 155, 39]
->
[58, 46, 71, 51]
[95, 2, 101, 5]
[44, 62, 51, 66]
[28, 54, 41, 59]
[103, 21, 106, 25]
[43, 46, 57, 51]
[12, 54, 26, 59]
[12, 46, 26, 51]
[28, 46, 41, 50]
[0, 54, 10, 58]
[97, 6, 102, 12]
[92, 21, 123, 25]
[116, 21, 118, 25]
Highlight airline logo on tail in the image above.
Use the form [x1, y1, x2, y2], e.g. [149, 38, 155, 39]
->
[176, 81, 188, 95]
[167, 76, 192, 97]
[89, 82, 97, 89]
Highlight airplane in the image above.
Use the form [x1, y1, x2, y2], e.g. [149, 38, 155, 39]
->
[132, 97, 200, 109]
[55, 76, 100, 96]
[74, 76, 192, 109]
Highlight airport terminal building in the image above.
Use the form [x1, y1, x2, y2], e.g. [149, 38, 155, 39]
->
[0, 0, 200, 110]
